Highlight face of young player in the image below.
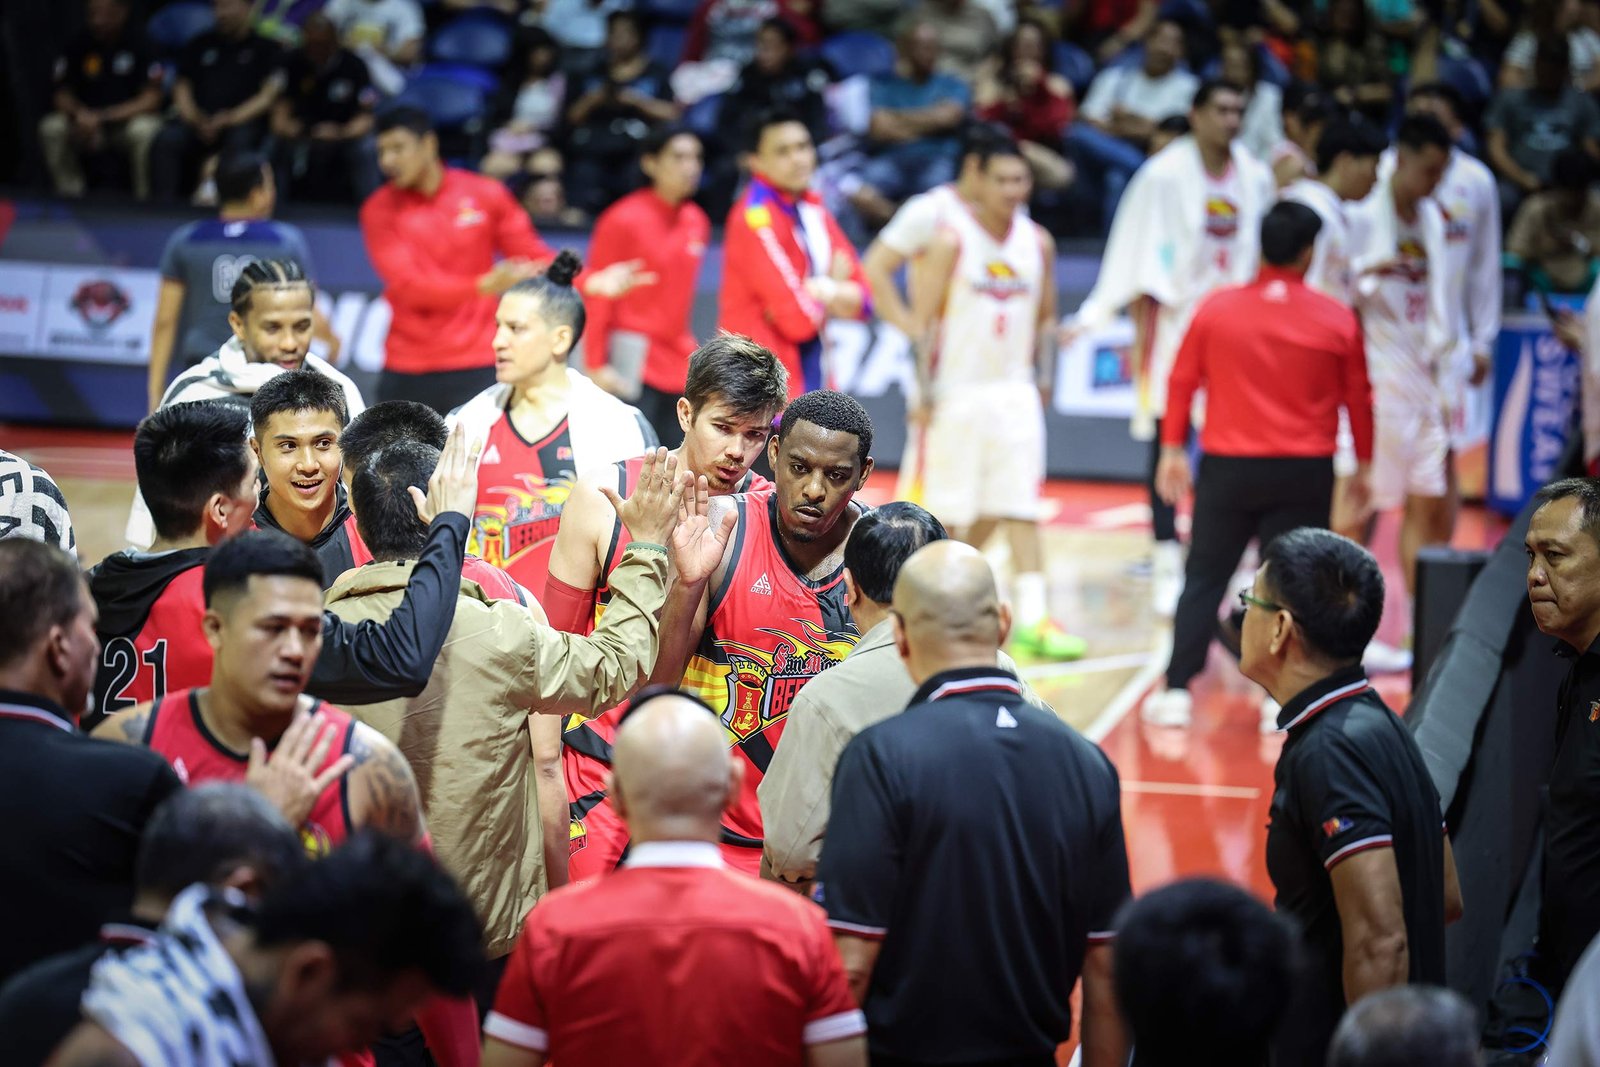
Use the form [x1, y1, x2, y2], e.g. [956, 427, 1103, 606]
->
[753, 121, 817, 196]
[645, 133, 705, 204]
[252, 409, 343, 525]
[1393, 143, 1450, 205]
[493, 291, 570, 388]
[1189, 89, 1244, 153]
[205, 574, 324, 718]
[977, 154, 1033, 224]
[767, 420, 872, 544]
[1331, 152, 1380, 203]
[231, 284, 315, 371]
[678, 396, 776, 492]
[262, 949, 435, 1061]
[376, 127, 438, 191]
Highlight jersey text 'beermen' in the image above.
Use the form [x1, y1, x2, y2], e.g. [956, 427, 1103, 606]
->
[470, 414, 577, 590]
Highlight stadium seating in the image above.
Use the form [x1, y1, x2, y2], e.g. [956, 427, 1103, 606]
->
[429, 11, 515, 71]
[147, 1, 214, 56]
[1053, 41, 1097, 96]
[819, 31, 896, 80]
[647, 23, 689, 70]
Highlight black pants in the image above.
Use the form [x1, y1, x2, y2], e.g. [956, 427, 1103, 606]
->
[1148, 434, 1178, 543]
[149, 118, 266, 201]
[271, 134, 380, 204]
[636, 383, 682, 448]
[1165, 455, 1334, 689]
[377, 366, 496, 416]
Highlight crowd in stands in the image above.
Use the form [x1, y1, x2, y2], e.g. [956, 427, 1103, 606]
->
[24, 0, 1600, 265]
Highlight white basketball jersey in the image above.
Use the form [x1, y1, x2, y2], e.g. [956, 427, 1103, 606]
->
[1361, 213, 1439, 409]
[932, 208, 1043, 394]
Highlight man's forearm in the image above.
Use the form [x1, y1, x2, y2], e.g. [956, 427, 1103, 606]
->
[1343, 932, 1408, 1005]
[308, 514, 467, 703]
[1080, 955, 1130, 1067]
[646, 578, 707, 687]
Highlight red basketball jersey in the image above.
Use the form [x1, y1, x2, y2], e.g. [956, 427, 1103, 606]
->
[87, 548, 216, 727]
[145, 689, 358, 858]
[681, 494, 858, 844]
[469, 413, 577, 591]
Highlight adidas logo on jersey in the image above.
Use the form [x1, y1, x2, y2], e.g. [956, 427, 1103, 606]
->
[750, 572, 772, 596]
[995, 707, 1018, 729]
[481, 444, 501, 465]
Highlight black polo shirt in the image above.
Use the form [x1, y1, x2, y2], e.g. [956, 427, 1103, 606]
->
[53, 28, 160, 111]
[176, 29, 284, 114]
[283, 47, 375, 127]
[0, 691, 180, 987]
[1266, 666, 1447, 1066]
[817, 666, 1130, 1065]
[1542, 635, 1600, 992]
[0, 918, 157, 1066]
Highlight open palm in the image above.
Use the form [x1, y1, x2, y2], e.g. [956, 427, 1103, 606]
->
[671, 476, 736, 585]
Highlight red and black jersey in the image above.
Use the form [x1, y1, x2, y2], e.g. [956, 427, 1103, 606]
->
[462, 555, 531, 604]
[144, 688, 358, 858]
[682, 493, 859, 850]
[86, 547, 214, 729]
[469, 415, 577, 592]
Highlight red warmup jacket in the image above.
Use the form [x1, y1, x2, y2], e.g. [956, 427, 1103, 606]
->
[359, 168, 554, 375]
[583, 188, 710, 394]
[719, 174, 869, 398]
[1162, 266, 1374, 462]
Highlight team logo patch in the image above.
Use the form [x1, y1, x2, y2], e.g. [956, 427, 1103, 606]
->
[471, 474, 573, 567]
[70, 280, 131, 329]
[1205, 197, 1239, 238]
[744, 204, 773, 229]
[1589, 700, 1600, 723]
[750, 572, 772, 596]
[975, 260, 1029, 301]
[717, 620, 858, 740]
[1394, 238, 1429, 283]
[454, 198, 486, 228]
[569, 818, 587, 855]
[300, 823, 332, 859]
[1322, 816, 1353, 839]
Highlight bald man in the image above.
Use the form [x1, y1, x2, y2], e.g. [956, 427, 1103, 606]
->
[817, 542, 1133, 1067]
[483, 691, 867, 1067]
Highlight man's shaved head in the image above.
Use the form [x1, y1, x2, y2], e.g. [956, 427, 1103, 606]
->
[610, 693, 740, 840]
[891, 541, 1011, 683]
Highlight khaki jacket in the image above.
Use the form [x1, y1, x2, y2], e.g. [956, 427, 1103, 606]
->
[324, 546, 668, 956]
[757, 616, 1046, 887]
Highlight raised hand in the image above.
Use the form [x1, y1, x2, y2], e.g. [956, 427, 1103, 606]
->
[600, 447, 684, 547]
[410, 422, 483, 524]
[584, 259, 659, 300]
[245, 709, 356, 827]
[671, 474, 737, 585]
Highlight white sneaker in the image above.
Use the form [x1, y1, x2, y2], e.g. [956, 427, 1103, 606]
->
[1260, 694, 1282, 734]
[1152, 541, 1184, 618]
[1141, 687, 1193, 728]
[1363, 639, 1413, 674]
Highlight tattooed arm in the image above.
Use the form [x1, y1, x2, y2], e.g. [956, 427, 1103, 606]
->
[89, 704, 153, 746]
[346, 723, 427, 845]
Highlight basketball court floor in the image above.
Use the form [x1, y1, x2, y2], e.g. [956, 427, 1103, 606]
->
[3, 422, 1505, 1061]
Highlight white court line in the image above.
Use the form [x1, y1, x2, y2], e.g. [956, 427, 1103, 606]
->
[1083, 633, 1170, 744]
[1019, 650, 1156, 679]
[1121, 781, 1261, 799]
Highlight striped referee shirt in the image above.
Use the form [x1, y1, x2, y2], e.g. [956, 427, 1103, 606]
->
[0, 450, 75, 556]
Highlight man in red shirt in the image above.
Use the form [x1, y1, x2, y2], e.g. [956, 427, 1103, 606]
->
[584, 126, 711, 446]
[1143, 201, 1373, 730]
[362, 107, 644, 414]
[482, 689, 867, 1067]
[721, 106, 870, 397]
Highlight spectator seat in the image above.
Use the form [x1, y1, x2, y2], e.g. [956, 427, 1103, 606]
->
[148, 2, 215, 56]
[429, 11, 514, 70]
[647, 23, 689, 69]
[1053, 41, 1097, 97]
[819, 31, 895, 80]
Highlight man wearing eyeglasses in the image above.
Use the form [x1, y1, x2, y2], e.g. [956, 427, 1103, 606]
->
[1241, 526, 1461, 1067]
[1143, 201, 1374, 732]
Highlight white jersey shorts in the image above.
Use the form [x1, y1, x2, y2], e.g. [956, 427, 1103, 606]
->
[920, 382, 1045, 529]
[1371, 401, 1451, 510]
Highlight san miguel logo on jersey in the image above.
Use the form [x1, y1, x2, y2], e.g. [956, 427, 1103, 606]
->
[454, 197, 486, 228]
[71, 280, 131, 329]
[975, 260, 1030, 302]
[1205, 197, 1239, 239]
[300, 822, 333, 859]
[1395, 238, 1429, 283]
[471, 475, 573, 567]
[715, 619, 858, 741]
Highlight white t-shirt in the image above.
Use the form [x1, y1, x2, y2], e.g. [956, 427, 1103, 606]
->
[323, 0, 424, 51]
[1080, 65, 1200, 125]
[933, 208, 1043, 392]
[1504, 27, 1600, 87]
[1284, 178, 1354, 305]
[878, 184, 965, 257]
[1361, 213, 1439, 409]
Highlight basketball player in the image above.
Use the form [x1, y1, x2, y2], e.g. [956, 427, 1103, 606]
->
[543, 334, 790, 883]
[1067, 80, 1275, 617]
[340, 401, 528, 604]
[127, 259, 364, 551]
[250, 370, 370, 586]
[1346, 115, 1457, 635]
[906, 139, 1083, 661]
[90, 530, 481, 1066]
[1282, 119, 1388, 305]
[89, 402, 258, 726]
[453, 251, 657, 591]
[648, 390, 874, 876]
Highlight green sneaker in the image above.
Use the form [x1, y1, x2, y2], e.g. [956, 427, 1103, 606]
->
[1012, 619, 1087, 661]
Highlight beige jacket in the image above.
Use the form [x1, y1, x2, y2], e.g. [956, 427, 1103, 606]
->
[758, 616, 1046, 886]
[324, 546, 668, 956]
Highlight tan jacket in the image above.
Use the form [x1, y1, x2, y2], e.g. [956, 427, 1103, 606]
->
[758, 616, 1046, 887]
[324, 546, 668, 956]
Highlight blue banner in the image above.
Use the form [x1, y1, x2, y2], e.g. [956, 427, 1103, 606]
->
[1489, 313, 1581, 516]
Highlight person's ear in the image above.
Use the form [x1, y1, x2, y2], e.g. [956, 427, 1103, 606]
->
[202, 608, 226, 654]
[857, 456, 875, 489]
[1268, 610, 1292, 657]
[768, 433, 781, 469]
[677, 398, 694, 436]
[996, 600, 1012, 649]
[277, 941, 336, 1003]
[202, 491, 229, 536]
[43, 624, 72, 679]
[551, 324, 575, 360]
[249, 435, 262, 465]
[228, 309, 247, 341]
[892, 612, 910, 662]
[219, 863, 267, 901]
[724, 755, 745, 812]
[842, 568, 859, 609]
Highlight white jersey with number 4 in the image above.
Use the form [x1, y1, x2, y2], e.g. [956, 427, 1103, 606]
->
[931, 208, 1043, 395]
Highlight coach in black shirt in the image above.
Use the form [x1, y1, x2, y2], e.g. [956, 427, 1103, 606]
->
[818, 540, 1131, 1067]
[0, 540, 181, 987]
[1243, 528, 1461, 1065]
[270, 13, 380, 204]
[1525, 477, 1600, 995]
